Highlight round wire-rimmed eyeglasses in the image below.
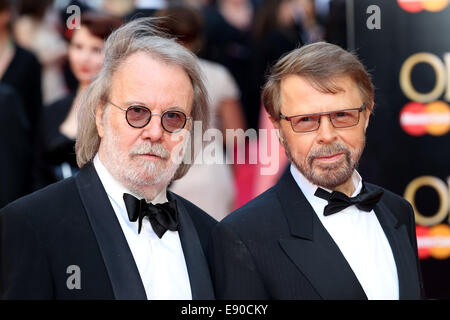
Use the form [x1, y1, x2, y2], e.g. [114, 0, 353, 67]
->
[108, 101, 192, 133]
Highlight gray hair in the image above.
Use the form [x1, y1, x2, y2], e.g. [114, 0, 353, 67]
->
[75, 17, 209, 180]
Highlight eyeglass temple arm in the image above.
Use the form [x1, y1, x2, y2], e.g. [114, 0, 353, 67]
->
[108, 101, 127, 111]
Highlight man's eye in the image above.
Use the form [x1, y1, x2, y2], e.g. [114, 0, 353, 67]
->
[166, 112, 178, 118]
[131, 107, 144, 113]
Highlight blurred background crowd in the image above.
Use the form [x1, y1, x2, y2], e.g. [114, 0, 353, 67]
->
[0, 0, 347, 221]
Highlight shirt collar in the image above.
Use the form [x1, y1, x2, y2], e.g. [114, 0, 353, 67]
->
[93, 153, 168, 206]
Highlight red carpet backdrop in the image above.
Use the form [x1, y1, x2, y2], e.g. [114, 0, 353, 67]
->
[349, 0, 450, 299]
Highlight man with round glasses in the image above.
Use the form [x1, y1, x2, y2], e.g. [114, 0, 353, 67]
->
[0, 18, 215, 299]
[209, 42, 424, 300]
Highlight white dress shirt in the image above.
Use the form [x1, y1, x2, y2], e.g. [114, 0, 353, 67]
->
[93, 154, 192, 300]
[290, 164, 399, 300]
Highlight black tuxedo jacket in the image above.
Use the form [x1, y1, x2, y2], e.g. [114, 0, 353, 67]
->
[210, 169, 424, 299]
[0, 163, 216, 299]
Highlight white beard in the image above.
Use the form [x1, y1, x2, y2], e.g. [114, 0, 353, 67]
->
[99, 121, 189, 198]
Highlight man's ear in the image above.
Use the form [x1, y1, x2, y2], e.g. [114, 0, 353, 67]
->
[269, 115, 281, 130]
[95, 104, 106, 138]
[268, 115, 285, 143]
[363, 101, 374, 131]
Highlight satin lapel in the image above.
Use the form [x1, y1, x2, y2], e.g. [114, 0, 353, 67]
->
[74, 163, 147, 300]
[276, 170, 367, 300]
[371, 188, 421, 299]
[170, 192, 215, 300]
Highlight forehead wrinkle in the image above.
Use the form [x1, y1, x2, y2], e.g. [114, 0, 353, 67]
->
[110, 53, 193, 112]
[280, 75, 363, 115]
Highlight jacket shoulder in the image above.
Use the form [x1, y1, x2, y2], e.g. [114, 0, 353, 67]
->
[171, 192, 217, 225]
[367, 182, 411, 207]
[220, 185, 280, 230]
[169, 192, 217, 255]
[366, 182, 414, 223]
[0, 178, 79, 226]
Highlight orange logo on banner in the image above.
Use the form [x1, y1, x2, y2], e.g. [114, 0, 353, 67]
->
[399, 101, 450, 136]
[398, 0, 449, 12]
[417, 224, 450, 259]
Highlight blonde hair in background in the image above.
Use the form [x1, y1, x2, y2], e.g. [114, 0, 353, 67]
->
[75, 17, 209, 181]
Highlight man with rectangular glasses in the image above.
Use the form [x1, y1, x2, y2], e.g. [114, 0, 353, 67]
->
[0, 18, 216, 300]
[209, 42, 424, 300]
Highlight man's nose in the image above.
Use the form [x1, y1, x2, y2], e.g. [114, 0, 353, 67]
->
[140, 114, 164, 141]
[316, 115, 338, 144]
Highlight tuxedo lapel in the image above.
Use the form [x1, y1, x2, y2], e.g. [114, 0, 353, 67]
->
[370, 188, 421, 299]
[170, 192, 215, 299]
[276, 171, 367, 299]
[75, 163, 147, 300]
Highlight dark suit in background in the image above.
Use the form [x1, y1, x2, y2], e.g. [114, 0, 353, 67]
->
[0, 84, 32, 208]
[34, 94, 77, 189]
[1, 44, 42, 138]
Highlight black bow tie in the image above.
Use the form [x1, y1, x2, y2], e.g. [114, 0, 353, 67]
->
[123, 193, 179, 238]
[314, 184, 384, 216]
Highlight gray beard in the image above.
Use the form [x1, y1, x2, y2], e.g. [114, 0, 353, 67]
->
[280, 130, 365, 189]
[99, 126, 184, 199]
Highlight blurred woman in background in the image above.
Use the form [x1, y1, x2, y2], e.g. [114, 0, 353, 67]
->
[35, 11, 122, 188]
[13, 0, 68, 105]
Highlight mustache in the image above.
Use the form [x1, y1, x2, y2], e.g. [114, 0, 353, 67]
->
[129, 141, 170, 159]
[307, 142, 350, 164]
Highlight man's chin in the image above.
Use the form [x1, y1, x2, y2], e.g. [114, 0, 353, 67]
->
[312, 162, 343, 171]
[126, 165, 178, 187]
[122, 175, 162, 189]
[304, 166, 353, 190]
